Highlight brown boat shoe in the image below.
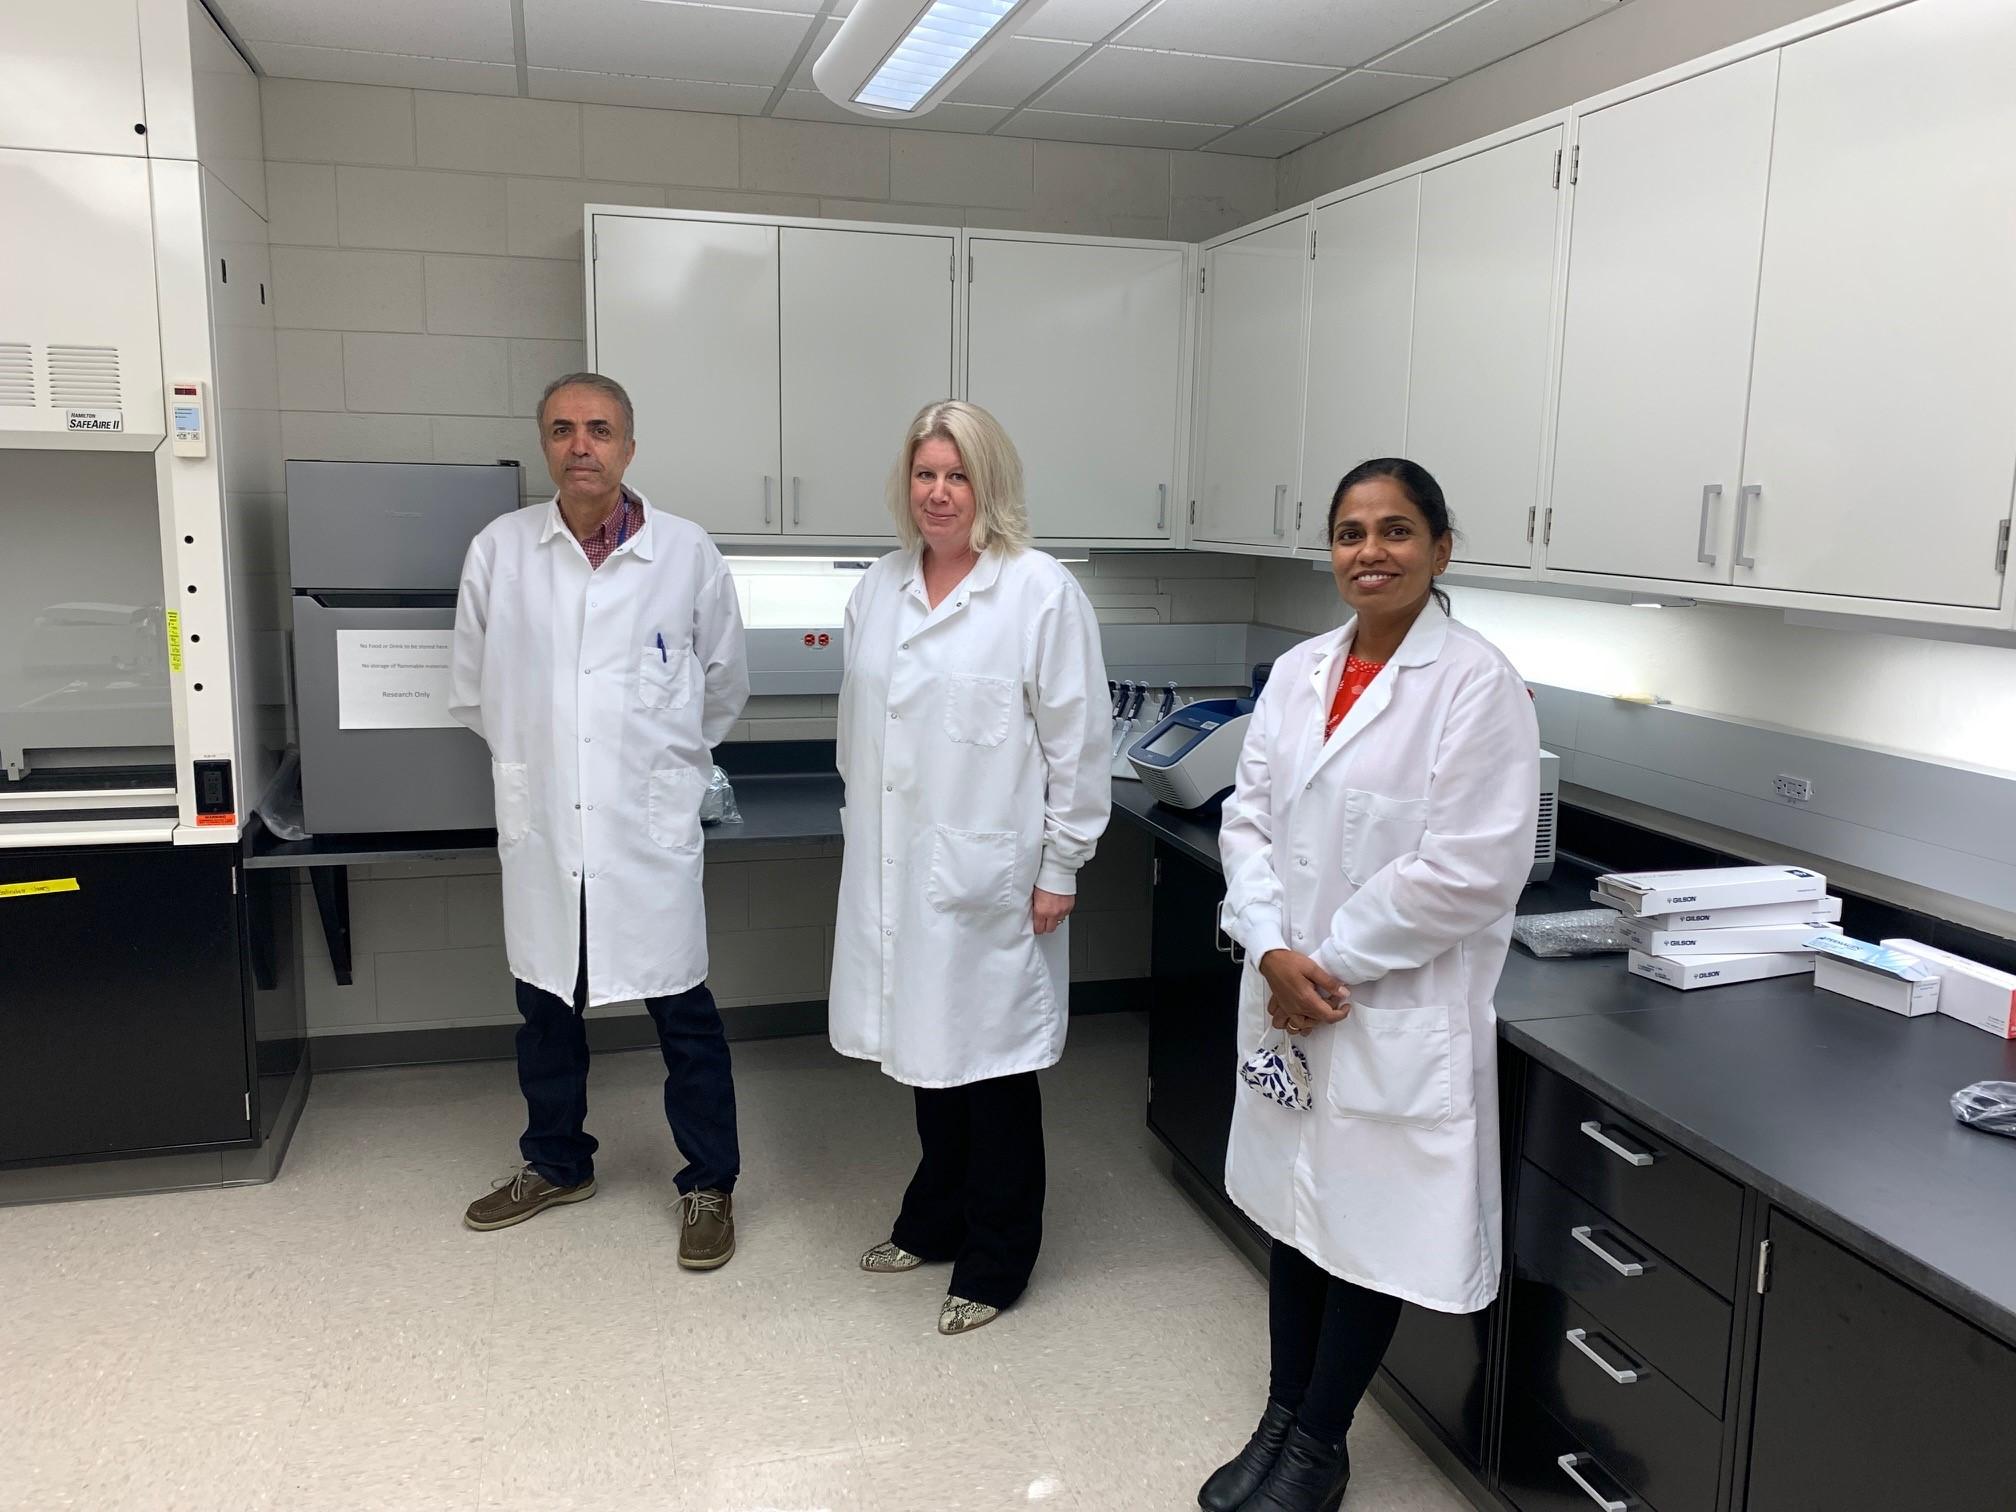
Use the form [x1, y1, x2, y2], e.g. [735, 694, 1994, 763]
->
[464, 1163, 596, 1231]
[676, 1188, 736, 1270]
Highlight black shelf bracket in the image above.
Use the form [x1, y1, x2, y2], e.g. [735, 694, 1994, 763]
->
[307, 865, 353, 986]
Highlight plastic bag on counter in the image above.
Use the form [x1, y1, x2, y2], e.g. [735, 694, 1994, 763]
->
[1512, 908, 1631, 959]
[699, 765, 742, 826]
[1951, 1082, 2016, 1138]
[254, 750, 311, 842]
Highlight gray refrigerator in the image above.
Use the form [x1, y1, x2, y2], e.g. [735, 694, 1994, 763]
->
[288, 459, 520, 834]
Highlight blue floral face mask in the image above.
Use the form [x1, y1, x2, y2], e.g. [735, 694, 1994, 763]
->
[1240, 1027, 1314, 1112]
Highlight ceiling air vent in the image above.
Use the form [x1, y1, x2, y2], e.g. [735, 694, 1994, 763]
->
[0, 343, 32, 408]
[46, 344, 122, 409]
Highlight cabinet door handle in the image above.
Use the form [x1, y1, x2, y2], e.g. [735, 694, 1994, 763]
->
[763, 476, 774, 526]
[1214, 924, 1246, 964]
[1735, 483, 1761, 569]
[1696, 484, 1721, 566]
[1273, 483, 1287, 537]
[1557, 1453, 1632, 1512]
[1158, 482, 1168, 531]
[1579, 1119, 1655, 1167]
[1571, 1225, 1646, 1277]
[1566, 1328, 1643, 1385]
[792, 475, 802, 527]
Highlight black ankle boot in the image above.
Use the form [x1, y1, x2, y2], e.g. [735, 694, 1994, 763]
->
[1239, 1424, 1351, 1512]
[1197, 1399, 1297, 1511]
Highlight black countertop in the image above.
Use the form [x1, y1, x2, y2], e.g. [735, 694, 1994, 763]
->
[1110, 786, 2016, 1351]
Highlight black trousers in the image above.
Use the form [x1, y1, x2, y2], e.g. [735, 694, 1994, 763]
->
[512, 922, 739, 1195]
[889, 1070, 1046, 1310]
[1268, 1240, 1405, 1446]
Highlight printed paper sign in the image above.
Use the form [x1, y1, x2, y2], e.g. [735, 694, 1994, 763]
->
[336, 630, 459, 730]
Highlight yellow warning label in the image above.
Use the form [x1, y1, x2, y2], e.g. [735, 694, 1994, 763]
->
[166, 610, 184, 674]
[0, 878, 80, 899]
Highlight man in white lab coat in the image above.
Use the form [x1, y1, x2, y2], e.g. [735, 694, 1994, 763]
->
[449, 372, 750, 1269]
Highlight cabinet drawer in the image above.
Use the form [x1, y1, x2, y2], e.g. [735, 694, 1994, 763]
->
[1511, 1283, 1722, 1512]
[1502, 1390, 1663, 1512]
[1515, 1160, 1731, 1416]
[1524, 1063, 1744, 1298]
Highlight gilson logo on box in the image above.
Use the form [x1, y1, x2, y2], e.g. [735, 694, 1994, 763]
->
[66, 410, 124, 432]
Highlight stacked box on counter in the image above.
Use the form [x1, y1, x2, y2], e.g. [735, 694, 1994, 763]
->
[1594, 866, 1841, 992]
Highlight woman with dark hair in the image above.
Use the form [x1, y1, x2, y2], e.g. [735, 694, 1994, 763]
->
[1200, 459, 1540, 1512]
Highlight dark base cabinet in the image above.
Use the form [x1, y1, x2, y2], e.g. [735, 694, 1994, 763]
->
[1384, 1305, 1493, 1470]
[0, 844, 255, 1165]
[1741, 1211, 2016, 1512]
[1146, 842, 1243, 1197]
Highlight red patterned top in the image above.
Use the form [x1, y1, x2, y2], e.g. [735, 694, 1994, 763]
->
[1323, 655, 1386, 741]
[576, 489, 645, 570]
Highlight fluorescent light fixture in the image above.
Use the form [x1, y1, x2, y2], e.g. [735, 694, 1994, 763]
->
[813, 0, 1048, 119]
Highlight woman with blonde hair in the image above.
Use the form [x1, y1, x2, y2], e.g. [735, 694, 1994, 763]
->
[828, 399, 1112, 1336]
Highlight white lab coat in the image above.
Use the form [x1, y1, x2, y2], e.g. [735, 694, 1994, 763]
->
[1218, 603, 1538, 1313]
[449, 495, 749, 1007]
[829, 546, 1112, 1088]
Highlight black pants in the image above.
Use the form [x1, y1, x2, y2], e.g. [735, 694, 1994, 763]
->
[889, 1070, 1046, 1310]
[1268, 1240, 1405, 1446]
[512, 932, 739, 1194]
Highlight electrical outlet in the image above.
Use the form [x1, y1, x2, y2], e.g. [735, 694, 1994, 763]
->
[1775, 774, 1813, 804]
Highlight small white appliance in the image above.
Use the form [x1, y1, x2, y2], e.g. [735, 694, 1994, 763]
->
[1126, 698, 1253, 810]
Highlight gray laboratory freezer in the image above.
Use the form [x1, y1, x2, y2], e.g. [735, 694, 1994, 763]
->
[288, 459, 520, 834]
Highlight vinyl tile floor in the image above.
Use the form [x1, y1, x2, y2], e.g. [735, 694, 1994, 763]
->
[3, 1013, 1477, 1512]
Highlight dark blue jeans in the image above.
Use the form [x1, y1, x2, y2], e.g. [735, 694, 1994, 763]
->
[513, 944, 739, 1194]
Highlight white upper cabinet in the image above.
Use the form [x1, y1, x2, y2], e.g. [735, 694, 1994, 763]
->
[1546, 53, 1780, 583]
[1405, 127, 1563, 570]
[0, 1, 147, 156]
[1194, 215, 1310, 549]
[1298, 177, 1420, 554]
[780, 226, 954, 539]
[965, 236, 1187, 543]
[592, 215, 780, 536]
[1735, 0, 2016, 610]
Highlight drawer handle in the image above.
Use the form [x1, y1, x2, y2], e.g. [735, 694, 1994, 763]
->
[1213, 924, 1246, 964]
[1566, 1327, 1644, 1385]
[1580, 1119, 1656, 1168]
[1558, 1453, 1634, 1512]
[1571, 1224, 1646, 1278]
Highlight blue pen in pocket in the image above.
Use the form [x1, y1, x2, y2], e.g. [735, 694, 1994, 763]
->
[656, 632, 667, 663]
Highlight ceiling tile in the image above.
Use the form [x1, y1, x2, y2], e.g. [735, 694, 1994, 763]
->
[1116, 0, 1471, 68]
[948, 35, 1086, 107]
[524, 0, 815, 86]
[250, 43, 521, 94]
[1256, 67, 1442, 133]
[1202, 123, 1323, 157]
[1022, 0, 1161, 44]
[1374, 0, 1616, 78]
[996, 110, 1218, 150]
[791, 18, 842, 88]
[212, 0, 517, 63]
[526, 68, 775, 112]
[772, 90, 1013, 134]
[1034, 45, 1333, 127]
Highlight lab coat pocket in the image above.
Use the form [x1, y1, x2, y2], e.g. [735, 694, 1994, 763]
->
[637, 647, 693, 711]
[492, 761, 531, 847]
[1341, 791, 1429, 887]
[1325, 1004, 1454, 1129]
[646, 765, 706, 854]
[943, 674, 1015, 747]
[924, 825, 1019, 914]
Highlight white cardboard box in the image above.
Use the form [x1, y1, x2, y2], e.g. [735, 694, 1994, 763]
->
[1628, 948, 1818, 991]
[1596, 866, 1829, 917]
[1620, 920, 1843, 957]
[1590, 894, 1844, 930]
[1881, 939, 2016, 1038]
[1814, 955, 1941, 1016]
